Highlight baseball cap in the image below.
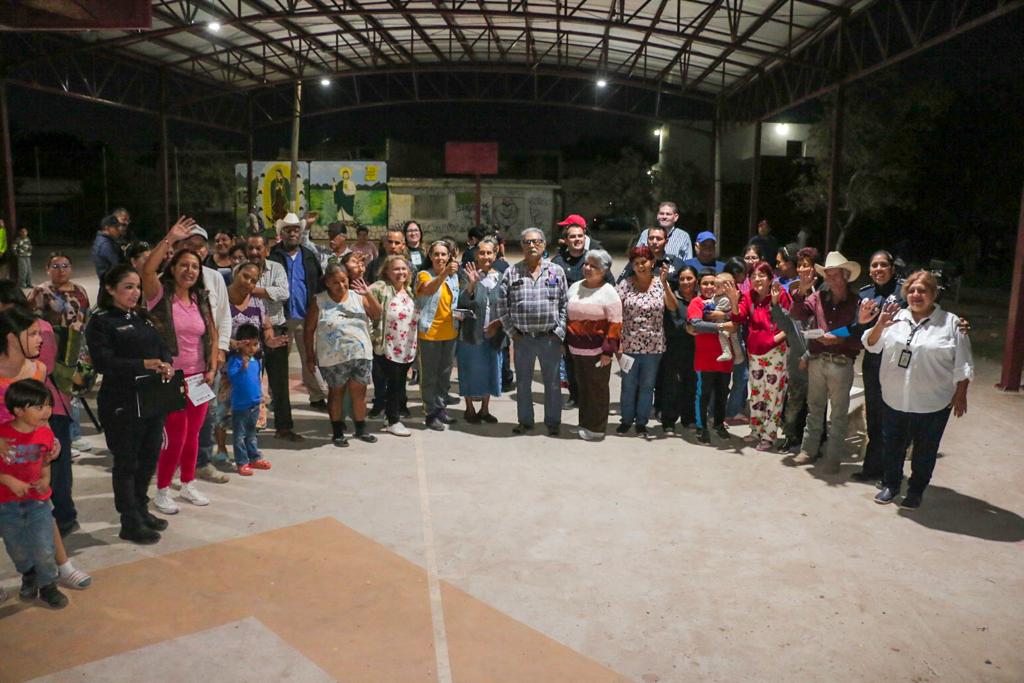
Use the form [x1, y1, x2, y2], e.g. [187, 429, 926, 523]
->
[696, 231, 717, 243]
[188, 225, 209, 240]
[557, 214, 587, 228]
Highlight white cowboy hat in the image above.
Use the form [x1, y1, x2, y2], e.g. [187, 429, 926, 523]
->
[274, 212, 302, 231]
[814, 251, 861, 282]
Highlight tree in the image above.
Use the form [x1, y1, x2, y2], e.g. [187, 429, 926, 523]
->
[790, 76, 954, 251]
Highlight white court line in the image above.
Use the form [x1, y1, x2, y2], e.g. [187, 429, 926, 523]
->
[414, 432, 454, 683]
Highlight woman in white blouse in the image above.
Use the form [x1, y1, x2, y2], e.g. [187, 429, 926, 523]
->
[860, 270, 973, 509]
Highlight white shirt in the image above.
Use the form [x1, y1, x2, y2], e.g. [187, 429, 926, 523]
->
[202, 266, 232, 352]
[861, 305, 973, 414]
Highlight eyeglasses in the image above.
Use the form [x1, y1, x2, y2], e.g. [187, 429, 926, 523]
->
[48, 263, 70, 270]
[522, 238, 545, 246]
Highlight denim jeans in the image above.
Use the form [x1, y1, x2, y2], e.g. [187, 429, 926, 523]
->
[726, 356, 748, 417]
[48, 414, 77, 529]
[232, 404, 261, 466]
[801, 356, 855, 463]
[70, 398, 83, 442]
[0, 499, 58, 585]
[512, 333, 563, 428]
[619, 353, 662, 427]
[881, 402, 951, 496]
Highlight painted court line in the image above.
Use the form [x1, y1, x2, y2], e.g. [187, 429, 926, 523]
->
[415, 431, 454, 683]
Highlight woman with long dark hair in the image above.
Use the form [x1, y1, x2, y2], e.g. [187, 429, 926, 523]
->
[141, 217, 219, 515]
[86, 264, 176, 543]
[659, 264, 700, 433]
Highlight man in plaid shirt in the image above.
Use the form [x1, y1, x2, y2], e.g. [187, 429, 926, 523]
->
[489, 227, 568, 436]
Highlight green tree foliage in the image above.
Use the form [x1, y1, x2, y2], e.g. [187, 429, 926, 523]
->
[790, 77, 954, 251]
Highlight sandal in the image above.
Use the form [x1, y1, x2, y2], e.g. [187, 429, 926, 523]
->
[356, 433, 378, 444]
[464, 412, 481, 424]
[478, 412, 498, 424]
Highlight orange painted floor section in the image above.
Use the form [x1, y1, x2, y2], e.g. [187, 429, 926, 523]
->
[0, 518, 627, 682]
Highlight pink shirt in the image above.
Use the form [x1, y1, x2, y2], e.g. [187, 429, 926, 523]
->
[147, 290, 207, 375]
[733, 290, 792, 356]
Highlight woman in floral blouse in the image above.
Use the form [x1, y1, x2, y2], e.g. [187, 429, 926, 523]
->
[726, 261, 791, 451]
[305, 263, 382, 447]
[615, 245, 678, 439]
[368, 255, 418, 437]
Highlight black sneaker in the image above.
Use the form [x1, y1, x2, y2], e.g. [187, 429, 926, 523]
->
[900, 492, 923, 509]
[615, 424, 631, 435]
[332, 434, 350, 447]
[874, 487, 898, 504]
[309, 399, 327, 412]
[850, 470, 883, 483]
[546, 425, 560, 437]
[368, 406, 383, 419]
[635, 425, 651, 440]
[38, 583, 68, 609]
[444, 395, 460, 406]
[714, 424, 730, 440]
[697, 428, 711, 445]
[19, 570, 37, 600]
[141, 511, 169, 531]
[512, 423, 534, 435]
[58, 520, 80, 538]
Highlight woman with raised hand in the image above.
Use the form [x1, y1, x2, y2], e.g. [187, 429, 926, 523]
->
[566, 249, 622, 441]
[614, 246, 677, 439]
[305, 263, 381, 446]
[862, 270, 972, 509]
[141, 216, 219, 516]
[415, 239, 460, 431]
[456, 237, 504, 425]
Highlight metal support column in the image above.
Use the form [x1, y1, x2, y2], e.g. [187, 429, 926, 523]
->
[824, 84, 845, 253]
[159, 112, 170, 228]
[706, 118, 716, 230]
[997, 181, 1024, 391]
[748, 120, 762, 240]
[0, 80, 17, 280]
[289, 81, 303, 214]
[712, 107, 722, 242]
[246, 96, 254, 214]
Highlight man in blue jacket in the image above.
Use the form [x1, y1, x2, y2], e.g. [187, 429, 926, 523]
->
[90, 214, 126, 295]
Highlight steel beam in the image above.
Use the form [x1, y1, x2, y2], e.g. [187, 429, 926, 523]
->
[748, 119, 762, 240]
[824, 81, 844, 252]
[997, 181, 1024, 392]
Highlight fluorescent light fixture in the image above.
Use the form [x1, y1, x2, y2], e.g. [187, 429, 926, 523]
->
[596, 79, 608, 88]
[775, 123, 790, 135]
[207, 21, 221, 32]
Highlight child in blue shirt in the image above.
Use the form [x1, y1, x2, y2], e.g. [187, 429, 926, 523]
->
[227, 324, 270, 476]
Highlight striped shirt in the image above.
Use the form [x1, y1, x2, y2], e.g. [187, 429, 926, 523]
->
[496, 259, 568, 340]
[566, 282, 622, 356]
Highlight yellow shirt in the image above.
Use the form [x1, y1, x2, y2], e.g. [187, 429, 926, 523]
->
[417, 270, 458, 341]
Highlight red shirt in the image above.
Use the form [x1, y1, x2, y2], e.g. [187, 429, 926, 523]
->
[732, 289, 792, 356]
[0, 422, 55, 503]
[687, 297, 733, 373]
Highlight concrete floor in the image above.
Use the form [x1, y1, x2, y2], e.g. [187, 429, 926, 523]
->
[0, 248, 1021, 682]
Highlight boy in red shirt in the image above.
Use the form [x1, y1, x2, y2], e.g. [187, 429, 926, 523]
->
[0, 378, 67, 609]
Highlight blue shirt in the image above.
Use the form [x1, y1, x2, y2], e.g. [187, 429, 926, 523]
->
[226, 354, 262, 410]
[283, 250, 308, 320]
[683, 257, 725, 274]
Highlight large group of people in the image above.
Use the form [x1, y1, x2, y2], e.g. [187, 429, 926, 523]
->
[0, 202, 975, 609]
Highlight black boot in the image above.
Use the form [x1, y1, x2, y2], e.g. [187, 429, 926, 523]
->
[119, 511, 161, 545]
[354, 420, 377, 443]
[140, 508, 169, 531]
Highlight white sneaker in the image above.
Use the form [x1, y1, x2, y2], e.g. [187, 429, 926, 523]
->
[71, 438, 92, 452]
[716, 352, 733, 362]
[385, 422, 411, 437]
[153, 487, 179, 515]
[578, 427, 605, 442]
[179, 481, 210, 506]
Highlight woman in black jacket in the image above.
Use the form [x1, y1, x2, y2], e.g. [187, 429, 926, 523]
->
[85, 264, 175, 544]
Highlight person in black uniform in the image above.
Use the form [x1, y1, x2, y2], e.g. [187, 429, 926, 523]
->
[85, 264, 176, 544]
[850, 250, 903, 483]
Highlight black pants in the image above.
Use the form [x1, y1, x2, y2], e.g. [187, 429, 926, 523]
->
[375, 355, 412, 425]
[562, 347, 578, 402]
[657, 335, 697, 428]
[372, 353, 408, 414]
[101, 404, 166, 515]
[501, 345, 514, 388]
[882, 403, 951, 495]
[264, 336, 294, 431]
[697, 371, 729, 429]
[48, 414, 76, 529]
[861, 352, 884, 475]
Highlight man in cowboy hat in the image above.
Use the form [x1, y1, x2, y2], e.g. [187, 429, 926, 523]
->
[789, 251, 864, 474]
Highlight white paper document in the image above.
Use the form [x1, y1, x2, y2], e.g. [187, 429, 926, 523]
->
[617, 353, 635, 374]
[185, 374, 216, 406]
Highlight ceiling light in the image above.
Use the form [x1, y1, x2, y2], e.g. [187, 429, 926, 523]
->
[207, 21, 221, 32]
[596, 79, 608, 88]
[320, 78, 331, 87]
[653, 128, 662, 137]
[775, 123, 789, 135]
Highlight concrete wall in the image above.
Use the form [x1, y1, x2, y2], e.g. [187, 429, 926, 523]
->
[388, 177, 560, 242]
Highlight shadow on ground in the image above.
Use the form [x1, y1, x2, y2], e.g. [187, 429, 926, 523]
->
[897, 485, 1024, 542]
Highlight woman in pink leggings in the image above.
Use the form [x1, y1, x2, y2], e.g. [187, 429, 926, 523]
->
[141, 217, 219, 515]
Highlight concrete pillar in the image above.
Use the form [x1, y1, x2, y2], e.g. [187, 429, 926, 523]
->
[289, 81, 303, 214]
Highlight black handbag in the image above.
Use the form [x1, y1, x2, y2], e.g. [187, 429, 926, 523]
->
[134, 369, 186, 418]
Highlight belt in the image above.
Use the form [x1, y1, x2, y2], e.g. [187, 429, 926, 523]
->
[814, 352, 851, 365]
[521, 329, 555, 338]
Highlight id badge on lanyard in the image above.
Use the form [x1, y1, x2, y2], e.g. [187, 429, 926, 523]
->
[898, 318, 929, 370]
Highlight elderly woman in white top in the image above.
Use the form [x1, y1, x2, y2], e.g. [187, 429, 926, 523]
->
[860, 270, 972, 509]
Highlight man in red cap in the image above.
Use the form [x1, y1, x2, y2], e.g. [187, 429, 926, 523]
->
[555, 214, 603, 258]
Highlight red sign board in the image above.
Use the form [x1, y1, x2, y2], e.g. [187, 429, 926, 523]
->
[0, 1, 152, 30]
[445, 142, 498, 176]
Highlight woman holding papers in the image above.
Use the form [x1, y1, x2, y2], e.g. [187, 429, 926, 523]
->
[614, 245, 677, 439]
[85, 264, 175, 544]
[140, 217, 219, 516]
